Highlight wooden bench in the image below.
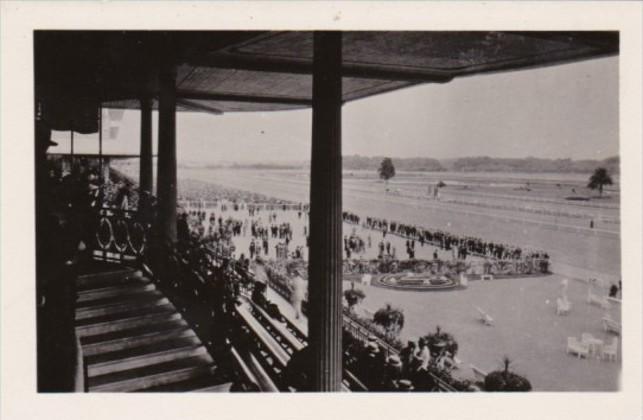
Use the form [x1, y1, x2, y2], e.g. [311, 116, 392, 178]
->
[249, 300, 305, 352]
[236, 302, 290, 368]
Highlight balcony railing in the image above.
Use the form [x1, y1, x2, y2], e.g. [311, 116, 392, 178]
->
[93, 208, 149, 264]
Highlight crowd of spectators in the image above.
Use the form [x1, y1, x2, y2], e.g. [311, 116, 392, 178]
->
[344, 332, 470, 392]
[362, 216, 549, 264]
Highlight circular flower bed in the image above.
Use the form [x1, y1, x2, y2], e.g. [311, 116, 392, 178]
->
[373, 271, 459, 291]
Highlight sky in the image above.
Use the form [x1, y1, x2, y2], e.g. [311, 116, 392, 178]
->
[50, 56, 618, 163]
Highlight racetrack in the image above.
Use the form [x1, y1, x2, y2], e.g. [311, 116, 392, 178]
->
[176, 173, 622, 391]
[180, 168, 621, 282]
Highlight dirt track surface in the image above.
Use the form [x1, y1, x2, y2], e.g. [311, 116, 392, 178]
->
[180, 168, 621, 281]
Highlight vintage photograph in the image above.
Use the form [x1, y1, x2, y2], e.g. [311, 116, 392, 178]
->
[33, 30, 624, 394]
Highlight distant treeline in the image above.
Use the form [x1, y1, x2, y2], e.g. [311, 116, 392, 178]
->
[440, 156, 619, 174]
[180, 155, 619, 174]
[342, 155, 445, 172]
[181, 162, 303, 170]
[342, 155, 619, 174]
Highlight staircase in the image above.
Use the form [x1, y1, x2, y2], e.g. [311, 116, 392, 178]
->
[75, 266, 232, 392]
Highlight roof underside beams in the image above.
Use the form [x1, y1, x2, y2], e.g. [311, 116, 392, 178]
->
[35, 31, 618, 122]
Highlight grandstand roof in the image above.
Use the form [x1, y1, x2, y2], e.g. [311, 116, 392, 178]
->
[35, 31, 618, 131]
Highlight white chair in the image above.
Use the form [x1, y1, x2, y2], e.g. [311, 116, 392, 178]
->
[567, 337, 589, 358]
[475, 306, 494, 326]
[581, 332, 603, 357]
[602, 316, 621, 335]
[470, 364, 488, 382]
[459, 273, 468, 287]
[587, 288, 610, 309]
[601, 337, 618, 361]
[361, 273, 372, 286]
[556, 297, 571, 315]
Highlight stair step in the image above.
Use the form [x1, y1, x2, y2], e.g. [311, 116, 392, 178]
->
[77, 282, 155, 303]
[87, 341, 207, 377]
[76, 288, 162, 309]
[86, 335, 203, 365]
[88, 355, 216, 392]
[76, 311, 182, 338]
[82, 325, 194, 356]
[76, 295, 169, 320]
[141, 373, 232, 392]
[76, 302, 175, 327]
[77, 268, 136, 290]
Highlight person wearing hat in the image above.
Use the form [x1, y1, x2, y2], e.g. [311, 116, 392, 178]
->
[382, 354, 404, 391]
[416, 338, 431, 372]
[362, 340, 381, 389]
[400, 340, 418, 377]
[397, 379, 415, 392]
[251, 257, 268, 302]
[362, 335, 378, 356]
[291, 268, 306, 319]
[410, 338, 431, 390]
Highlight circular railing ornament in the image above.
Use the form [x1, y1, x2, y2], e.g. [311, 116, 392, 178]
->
[113, 218, 130, 252]
[96, 217, 113, 250]
[128, 221, 147, 255]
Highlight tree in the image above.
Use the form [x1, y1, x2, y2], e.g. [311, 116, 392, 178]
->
[378, 158, 396, 184]
[424, 325, 459, 356]
[483, 356, 532, 392]
[587, 167, 613, 196]
[343, 288, 365, 312]
[373, 303, 404, 338]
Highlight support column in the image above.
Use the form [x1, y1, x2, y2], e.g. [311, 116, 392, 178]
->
[308, 31, 343, 392]
[156, 62, 177, 243]
[98, 106, 103, 179]
[139, 97, 153, 193]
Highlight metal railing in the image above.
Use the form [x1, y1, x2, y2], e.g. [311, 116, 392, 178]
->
[93, 208, 149, 264]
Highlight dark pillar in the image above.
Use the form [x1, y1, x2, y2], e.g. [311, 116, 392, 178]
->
[98, 106, 103, 180]
[307, 31, 343, 392]
[139, 97, 153, 193]
[156, 62, 177, 243]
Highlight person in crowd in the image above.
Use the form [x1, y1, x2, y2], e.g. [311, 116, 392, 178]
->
[382, 354, 404, 391]
[115, 181, 131, 210]
[249, 240, 256, 259]
[416, 338, 431, 372]
[400, 340, 417, 378]
[291, 268, 306, 320]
